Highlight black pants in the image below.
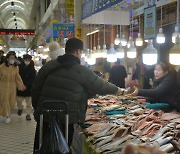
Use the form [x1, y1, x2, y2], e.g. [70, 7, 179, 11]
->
[33, 121, 74, 154]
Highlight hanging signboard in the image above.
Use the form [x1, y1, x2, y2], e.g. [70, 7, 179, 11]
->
[144, 5, 157, 39]
[46, 24, 74, 43]
[75, 26, 84, 41]
[82, 0, 123, 20]
[65, 0, 74, 15]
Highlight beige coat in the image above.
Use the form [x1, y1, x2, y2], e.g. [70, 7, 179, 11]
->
[0, 64, 24, 116]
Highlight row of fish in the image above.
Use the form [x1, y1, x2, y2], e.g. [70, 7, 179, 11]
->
[84, 95, 180, 153]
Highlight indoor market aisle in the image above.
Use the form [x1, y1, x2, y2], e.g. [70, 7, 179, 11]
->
[0, 111, 36, 154]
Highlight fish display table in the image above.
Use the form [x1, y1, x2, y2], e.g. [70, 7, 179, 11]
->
[72, 95, 180, 154]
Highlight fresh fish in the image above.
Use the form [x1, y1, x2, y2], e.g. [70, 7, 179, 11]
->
[150, 126, 171, 141]
[97, 135, 133, 153]
[160, 143, 174, 152]
[155, 136, 173, 146]
[95, 127, 129, 148]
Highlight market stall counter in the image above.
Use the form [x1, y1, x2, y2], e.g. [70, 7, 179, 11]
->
[72, 95, 180, 154]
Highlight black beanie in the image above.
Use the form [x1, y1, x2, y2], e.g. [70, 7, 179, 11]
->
[65, 38, 83, 54]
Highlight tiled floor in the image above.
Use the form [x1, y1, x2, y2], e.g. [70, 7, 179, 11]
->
[0, 112, 36, 154]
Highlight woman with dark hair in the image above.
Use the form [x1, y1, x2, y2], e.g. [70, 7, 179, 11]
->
[0, 52, 26, 123]
[128, 62, 180, 111]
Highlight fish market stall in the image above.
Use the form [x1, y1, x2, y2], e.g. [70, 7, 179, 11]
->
[72, 95, 180, 154]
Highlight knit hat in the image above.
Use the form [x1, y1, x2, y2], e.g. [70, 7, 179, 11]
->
[48, 41, 65, 60]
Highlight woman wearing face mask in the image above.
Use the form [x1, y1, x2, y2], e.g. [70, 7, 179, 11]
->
[16, 54, 36, 121]
[0, 52, 26, 123]
[128, 62, 180, 112]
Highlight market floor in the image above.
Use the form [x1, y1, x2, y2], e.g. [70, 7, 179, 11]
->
[0, 111, 36, 154]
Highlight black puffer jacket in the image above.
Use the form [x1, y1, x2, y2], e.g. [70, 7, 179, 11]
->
[17, 61, 36, 97]
[138, 74, 180, 111]
[32, 54, 118, 124]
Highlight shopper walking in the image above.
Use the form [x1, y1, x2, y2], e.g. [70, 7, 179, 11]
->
[109, 59, 127, 88]
[17, 54, 36, 121]
[0, 50, 5, 65]
[32, 38, 123, 153]
[128, 62, 180, 111]
[0, 52, 26, 123]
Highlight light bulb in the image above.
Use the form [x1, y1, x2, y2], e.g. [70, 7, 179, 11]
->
[116, 43, 124, 58]
[121, 34, 127, 46]
[156, 28, 165, 44]
[127, 41, 137, 59]
[127, 36, 133, 48]
[169, 36, 180, 65]
[114, 34, 121, 45]
[102, 44, 107, 58]
[96, 45, 102, 58]
[142, 40, 158, 65]
[107, 43, 117, 62]
[136, 33, 143, 46]
[172, 26, 180, 43]
[144, 39, 149, 43]
[87, 50, 96, 65]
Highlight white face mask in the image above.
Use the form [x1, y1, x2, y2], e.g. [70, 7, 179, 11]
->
[9, 59, 15, 65]
[24, 61, 30, 65]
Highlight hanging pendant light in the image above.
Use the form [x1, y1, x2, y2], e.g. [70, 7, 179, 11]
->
[114, 34, 121, 45]
[142, 40, 158, 65]
[172, 0, 180, 43]
[127, 36, 133, 48]
[127, 41, 137, 58]
[121, 34, 127, 46]
[114, 26, 120, 45]
[116, 43, 124, 58]
[102, 44, 107, 58]
[157, 28, 165, 44]
[121, 25, 127, 47]
[107, 43, 117, 62]
[172, 26, 180, 43]
[157, 6, 165, 44]
[169, 36, 180, 65]
[87, 25, 96, 65]
[96, 45, 102, 58]
[136, 33, 143, 46]
[102, 24, 107, 58]
[96, 25, 102, 58]
[87, 49, 96, 65]
[136, 3, 143, 47]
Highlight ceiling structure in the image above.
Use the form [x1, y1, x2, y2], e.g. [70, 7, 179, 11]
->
[0, 0, 34, 29]
[0, 0, 35, 51]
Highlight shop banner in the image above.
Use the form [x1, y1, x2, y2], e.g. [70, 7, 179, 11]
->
[75, 26, 84, 41]
[144, 5, 157, 39]
[65, 0, 74, 15]
[82, 0, 123, 20]
[46, 24, 74, 43]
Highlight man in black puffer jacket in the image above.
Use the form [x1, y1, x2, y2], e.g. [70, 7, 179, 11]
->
[32, 38, 122, 152]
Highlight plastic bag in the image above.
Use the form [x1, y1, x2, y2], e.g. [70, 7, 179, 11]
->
[39, 117, 70, 154]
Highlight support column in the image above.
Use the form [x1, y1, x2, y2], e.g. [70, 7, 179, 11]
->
[74, 0, 82, 26]
[40, 0, 46, 19]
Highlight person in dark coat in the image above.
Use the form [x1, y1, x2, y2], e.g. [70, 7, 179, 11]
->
[17, 54, 36, 121]
[128, 62, 180, 111]
[31, 38, 123, 153]
[109, 59, 127, 88]
[0, 50, 5, 65]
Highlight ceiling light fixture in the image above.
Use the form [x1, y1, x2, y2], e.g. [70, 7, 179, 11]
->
[102, 24, 107, 58]
[156, 6, 165, 44]
[136, 2, 143, 46]
[172, 0, 180, 43]
[142, 40, 158, 65]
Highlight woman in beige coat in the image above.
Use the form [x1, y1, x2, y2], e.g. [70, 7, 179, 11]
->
[0, 52, 26, 123]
